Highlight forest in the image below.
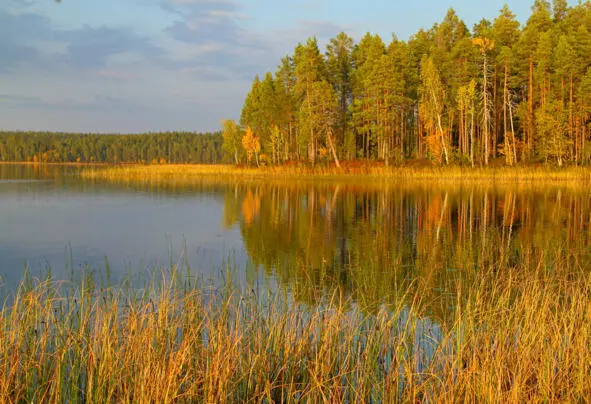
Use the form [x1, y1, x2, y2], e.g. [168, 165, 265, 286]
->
[226, 0, 591, 167]
[0, 131, 223, 164]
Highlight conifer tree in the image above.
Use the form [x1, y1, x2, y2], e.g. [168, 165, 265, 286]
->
[351, 33, 386, 158]
[326, 32, 354, 160]
[274, 56, 297, 161]
[473, 37, 495, 165]
[294, 37, 327, 163]
[493, 5, 520, 165]
[224, 1, 591, 168]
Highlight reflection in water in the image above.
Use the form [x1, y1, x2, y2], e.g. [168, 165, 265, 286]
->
[2, 163, 591, 323]
[3, 164, 591, 396]
[0, 163, 75, 181]
[222, 182, 591, 322]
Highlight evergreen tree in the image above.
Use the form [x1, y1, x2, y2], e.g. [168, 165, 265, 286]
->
[473, 37, 495, 165]
[493, 5, 521, 165]
[294, 37, 327, 163]
[351, 33, 386, 158]
[274, 56, 298, 161]
[326, 32, 354, 159]
[224, 1, 591, 168]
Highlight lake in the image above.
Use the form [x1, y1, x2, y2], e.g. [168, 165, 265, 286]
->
[2, 163, 591, 313]
[4, 163, 591, 400]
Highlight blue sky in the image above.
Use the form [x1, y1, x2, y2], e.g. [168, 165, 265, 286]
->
[0, 0, 576, 133]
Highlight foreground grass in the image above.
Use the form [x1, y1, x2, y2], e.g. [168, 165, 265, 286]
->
[79, 163, 591, 185]
[2, 262, 591, 402]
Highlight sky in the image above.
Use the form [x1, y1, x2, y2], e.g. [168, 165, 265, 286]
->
[0, 0, 578, 133]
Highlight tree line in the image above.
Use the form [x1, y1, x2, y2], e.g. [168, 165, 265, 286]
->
[225, 1, 591, 167]
[0, 131, 223, 164]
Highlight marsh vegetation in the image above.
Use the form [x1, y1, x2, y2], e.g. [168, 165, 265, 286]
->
[3, 164, 591, 401]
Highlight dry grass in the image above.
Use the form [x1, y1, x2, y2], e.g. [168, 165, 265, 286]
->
[80, 163, 591, 185]
[2, 260, 590, 402]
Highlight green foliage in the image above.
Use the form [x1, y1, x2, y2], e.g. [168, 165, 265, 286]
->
[535, 99, 570, 165]
[223, 1, 591, 167]
[221, 119, 243, 164]
[0, 131, 223, 164]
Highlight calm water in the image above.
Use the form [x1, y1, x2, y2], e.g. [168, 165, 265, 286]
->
[2, 164, 591, 313]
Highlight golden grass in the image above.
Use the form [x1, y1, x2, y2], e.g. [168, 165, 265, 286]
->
[2, 260, 591, 402]
[80, 163, 591, 185]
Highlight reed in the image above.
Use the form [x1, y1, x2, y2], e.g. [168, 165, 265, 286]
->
[80, 163, 591, 185]
[2, 259, 590, 402]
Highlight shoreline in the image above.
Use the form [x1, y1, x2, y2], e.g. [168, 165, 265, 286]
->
[4, 161, 591, 183]
[78, 163, 591, 183]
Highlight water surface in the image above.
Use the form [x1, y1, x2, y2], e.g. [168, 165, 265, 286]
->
[2, 164, 591, 317]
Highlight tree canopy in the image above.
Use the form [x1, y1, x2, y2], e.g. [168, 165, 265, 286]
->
[0, 131, 223, 164]
[229, 1, 591, 167]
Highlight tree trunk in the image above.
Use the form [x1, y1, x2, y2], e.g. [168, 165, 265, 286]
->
[508, 91, 517, 164]
[528, 56, 534, 158]
[570, 73, 575, 164]
[482, 51, 490, 166]
[503, 59, 511, 165]
[470, 100, 475, 168]
[437, 113, 449, 165]
[327, 128, 341, 168]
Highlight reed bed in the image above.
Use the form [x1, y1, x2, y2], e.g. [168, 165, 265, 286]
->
[2, 261, 590, 403]
[80, 164, 591, 185]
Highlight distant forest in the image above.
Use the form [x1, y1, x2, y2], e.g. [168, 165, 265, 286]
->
[0, 132, 223, 164]
[225, 1, 591, 167]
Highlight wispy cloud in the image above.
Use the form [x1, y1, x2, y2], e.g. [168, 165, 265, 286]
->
[0, 0, 353, 132]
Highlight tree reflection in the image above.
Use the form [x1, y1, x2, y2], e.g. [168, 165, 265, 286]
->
[223, 182, 591, 322]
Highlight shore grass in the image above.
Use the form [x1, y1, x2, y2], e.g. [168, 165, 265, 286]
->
[79, 163, 591, 185]
[2, 260, 590, 402]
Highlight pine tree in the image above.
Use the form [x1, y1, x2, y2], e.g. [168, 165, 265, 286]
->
[552, 0, 568, 23]
[493, 5, 521, 165]
[274, 56, 297, 161]
[294, 37, 327, 163]
[351, 33, 386, 159]
[554, 34, 577, 161]
[577, 69, 591, 163]
[240, 76, 265, 150]
[326, 32, 354, 160]
[226, 2, 591, 168]
[517, 0, 552, 157]
[473, 37, 495, 165]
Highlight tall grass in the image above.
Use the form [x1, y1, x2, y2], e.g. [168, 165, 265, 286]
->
[2, 260, 590, 402]
[80, 163, 591, 185]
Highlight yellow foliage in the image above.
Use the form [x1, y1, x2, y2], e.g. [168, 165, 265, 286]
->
[242, 127, 261, 164]
[241, 189, 261, 227]
[425, 133, 443, 164]
[472, 37, 495, 51]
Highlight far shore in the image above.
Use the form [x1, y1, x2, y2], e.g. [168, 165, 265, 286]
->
[0, 161, 125, 166]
